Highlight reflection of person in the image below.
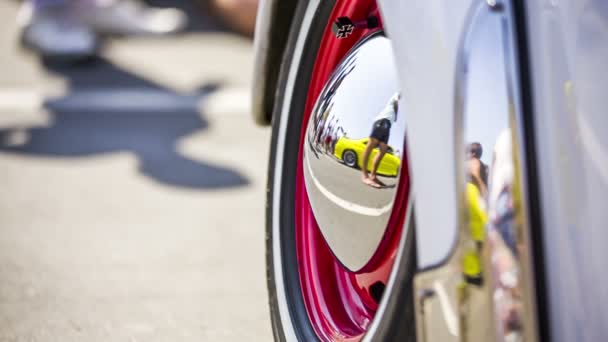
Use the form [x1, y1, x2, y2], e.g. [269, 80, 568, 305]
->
[361, 93, 400, 188]
[467, 142, 488, 197]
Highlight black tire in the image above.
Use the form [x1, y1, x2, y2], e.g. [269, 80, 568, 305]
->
[342, 150, 358, 168]
[265, 1, 417, 341]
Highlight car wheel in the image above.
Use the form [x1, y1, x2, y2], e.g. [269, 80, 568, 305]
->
[266, 1, 417, 341]
[342, 150, 358, 168]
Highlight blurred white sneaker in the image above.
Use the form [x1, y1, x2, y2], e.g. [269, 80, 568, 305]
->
[80, 0, 187, 36]
[18, 3, 98, 59]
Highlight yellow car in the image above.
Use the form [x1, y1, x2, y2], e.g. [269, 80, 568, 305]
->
[333, 137, 401, 177]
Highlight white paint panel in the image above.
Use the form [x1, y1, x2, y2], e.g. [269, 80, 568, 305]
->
[378, 0, 474, 267]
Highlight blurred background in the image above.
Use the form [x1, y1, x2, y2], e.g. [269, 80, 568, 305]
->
[0, 0, 272, 340]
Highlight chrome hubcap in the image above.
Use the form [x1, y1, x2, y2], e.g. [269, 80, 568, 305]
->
[302, 34, 405, 271]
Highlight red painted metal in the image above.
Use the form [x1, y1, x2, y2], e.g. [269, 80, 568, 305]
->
[293, 0, 411, 341]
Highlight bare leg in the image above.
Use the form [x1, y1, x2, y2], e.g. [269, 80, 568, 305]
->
[361, 138, 379, 178]
[361, 138, 381, 187]
[20, 0, 98, 59]
[370, 142, 389, 186]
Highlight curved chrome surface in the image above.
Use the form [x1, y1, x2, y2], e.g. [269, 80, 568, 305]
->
[460, 2, 537, 341]
[410, 2, 539, 341]
[303, 34, 405, 271]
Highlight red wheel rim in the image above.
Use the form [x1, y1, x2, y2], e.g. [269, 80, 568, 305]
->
[294, 1, 411, 340]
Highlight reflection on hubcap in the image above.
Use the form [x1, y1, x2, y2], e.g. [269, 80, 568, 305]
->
[303, 34, 405, 271]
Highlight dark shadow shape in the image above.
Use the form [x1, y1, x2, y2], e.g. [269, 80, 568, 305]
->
[379, 183, 397, 190]
[42, 58, 166, 90]
[362, 182, 397, 190]
[0, 58, 249, 190]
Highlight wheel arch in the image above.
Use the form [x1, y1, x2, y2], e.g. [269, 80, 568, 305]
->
[251, 0, 300, 125]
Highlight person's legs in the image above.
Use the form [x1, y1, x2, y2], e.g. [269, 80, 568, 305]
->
[20, 0, 187, 59]
[19, 0, 98, 59]
[363, 118, 391, 187]
[76, 0, 187, 36]
[361, 137, 379, 181]
[370, 142, 389, 185]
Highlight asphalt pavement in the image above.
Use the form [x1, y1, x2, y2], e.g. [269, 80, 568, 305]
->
[0, 2, 272, 341]
[303, 146, 399, 269]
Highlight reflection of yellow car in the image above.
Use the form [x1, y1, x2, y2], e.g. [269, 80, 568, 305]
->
[333, 137, 401, 177]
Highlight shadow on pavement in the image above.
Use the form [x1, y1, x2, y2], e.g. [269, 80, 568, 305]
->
[0, 58, 250, 190]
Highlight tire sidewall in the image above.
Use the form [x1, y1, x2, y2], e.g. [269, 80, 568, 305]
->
[266, 1, 331, 341]
[266, 1, 417, 341]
